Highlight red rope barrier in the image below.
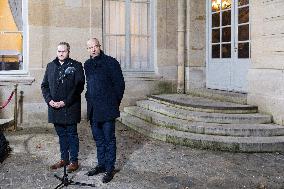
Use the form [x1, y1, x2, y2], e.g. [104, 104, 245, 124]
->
[0, 91, 15, 109]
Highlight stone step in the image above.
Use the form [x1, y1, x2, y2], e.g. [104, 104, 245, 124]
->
[124, 106, 284, 137]
[0, 118, 14, 131]
[119, 112, 284, 152]
[187, 88, 247, 104]
[149, 94, 257, 114]
[136, 100, 272, 124]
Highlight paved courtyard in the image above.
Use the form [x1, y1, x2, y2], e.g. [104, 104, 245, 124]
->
[1, 121, 284, 189]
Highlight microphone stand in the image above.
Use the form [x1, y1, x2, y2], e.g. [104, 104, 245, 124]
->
[54, 164, 96, 188]
[53, 64, 95, 188]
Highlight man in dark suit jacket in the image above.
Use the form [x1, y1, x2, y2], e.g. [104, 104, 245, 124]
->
[41, 42, 85, 173]
[84, 38, 125, 183]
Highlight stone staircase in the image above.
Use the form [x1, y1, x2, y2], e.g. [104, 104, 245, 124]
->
[119, 92, 284, 152]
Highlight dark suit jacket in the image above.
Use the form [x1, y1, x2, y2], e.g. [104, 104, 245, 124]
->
[41, 58, 85, 124]
[84, 52, 125, 122]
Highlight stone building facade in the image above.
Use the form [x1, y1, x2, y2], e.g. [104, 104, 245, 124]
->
[0, 0, 283, 125]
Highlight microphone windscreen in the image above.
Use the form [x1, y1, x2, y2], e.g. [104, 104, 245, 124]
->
[65, 67, 76, 74]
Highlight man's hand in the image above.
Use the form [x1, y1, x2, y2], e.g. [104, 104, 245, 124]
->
[57, 101, 65, 108]
[49, 100, 57, 108]
[49, 100, 65, 108]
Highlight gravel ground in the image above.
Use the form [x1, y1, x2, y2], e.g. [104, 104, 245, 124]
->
[1, 120, 284, 189]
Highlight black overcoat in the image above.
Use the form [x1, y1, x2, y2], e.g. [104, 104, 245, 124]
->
[41, 58, 85, 124]
[84, 52, 125, 122]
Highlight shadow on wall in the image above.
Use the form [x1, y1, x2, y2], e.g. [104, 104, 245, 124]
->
[154, 80, 177, 94]
[120, 80, 177, 109]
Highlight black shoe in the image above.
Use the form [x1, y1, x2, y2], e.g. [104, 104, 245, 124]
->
[86, 166, 106, 176]
[102, 171, 114, 183]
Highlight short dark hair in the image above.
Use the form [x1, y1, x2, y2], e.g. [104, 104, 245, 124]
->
[58, 42, 70, 52]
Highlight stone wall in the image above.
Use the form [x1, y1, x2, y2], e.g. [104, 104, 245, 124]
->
[25, 0, 100, 122]
[248, 0, 284, 124]
[185, 0, 206, 90]
[28, 0, 101, 101]
[0, 0, 178, 123]
[156, 0, 178, 90]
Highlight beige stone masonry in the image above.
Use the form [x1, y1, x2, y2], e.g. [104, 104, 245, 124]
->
[248, 0, 284, 125]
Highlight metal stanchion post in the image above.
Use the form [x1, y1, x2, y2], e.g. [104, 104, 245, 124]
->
[19, 91, 24, 124]
[13, 84, 18, 131]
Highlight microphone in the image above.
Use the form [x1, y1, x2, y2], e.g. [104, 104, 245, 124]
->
[57, 67, 76, 83]
[65, 67, 76, 75]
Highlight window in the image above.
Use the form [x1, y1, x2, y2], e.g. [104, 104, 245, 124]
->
[104, 0, 154, 71]
[0, 0, 27, 74]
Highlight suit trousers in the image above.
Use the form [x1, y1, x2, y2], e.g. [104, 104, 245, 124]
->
[91, 120, 116, 173]
[54, 123, 79, 163]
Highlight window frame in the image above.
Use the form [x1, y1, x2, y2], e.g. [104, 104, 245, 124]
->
[103, 0, 156, 72]
[0, 0, 29, 75]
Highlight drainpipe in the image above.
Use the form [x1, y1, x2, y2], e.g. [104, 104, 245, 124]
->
[186, 0, 191, 92]
[177, 0, 186, 94]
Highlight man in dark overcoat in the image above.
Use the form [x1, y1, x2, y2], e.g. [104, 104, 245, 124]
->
[84, 38, 125, 183]
[41, 42, 85, 173]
